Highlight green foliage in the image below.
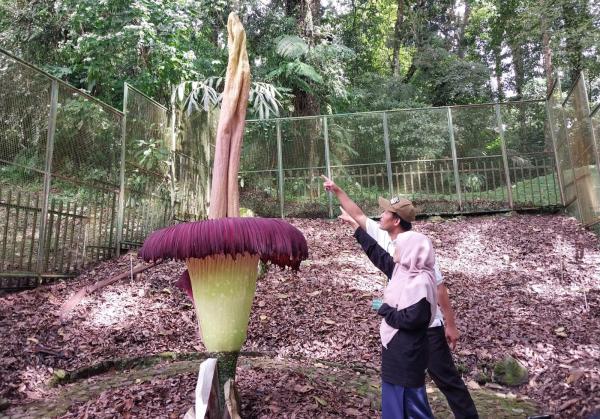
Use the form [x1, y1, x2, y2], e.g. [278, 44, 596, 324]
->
[134, 137, 170, 171]
[1, 0, 598, 116]
[248, 82, 285, 120]
[53, 95, 120, 183]
[411, 46, 492, 106]
[275, 35, 309, 59]
[267, 36, 325, 97]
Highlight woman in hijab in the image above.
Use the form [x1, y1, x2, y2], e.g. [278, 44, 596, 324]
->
[354, 227, 438, 419]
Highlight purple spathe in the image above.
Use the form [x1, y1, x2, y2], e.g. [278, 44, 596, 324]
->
[139, 217, 308, 270]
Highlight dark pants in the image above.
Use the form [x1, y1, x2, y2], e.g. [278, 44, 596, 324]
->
[427, 326, 479, 419]
[381, 381, 433, 419]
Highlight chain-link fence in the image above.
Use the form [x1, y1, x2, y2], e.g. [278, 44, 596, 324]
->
[242, 100, 561, 218]
[0, 49, 208, 288]
[549, 72, 600, 228]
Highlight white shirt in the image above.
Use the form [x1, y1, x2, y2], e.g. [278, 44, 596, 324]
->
[365, 218, 444, 328]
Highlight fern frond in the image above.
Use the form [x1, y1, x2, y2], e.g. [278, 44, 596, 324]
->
[286, 61, 323, 84]
[276, 35, 309, 59]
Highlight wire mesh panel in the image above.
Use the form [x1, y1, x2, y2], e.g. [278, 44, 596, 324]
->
[173, 109, 214, 221]
[500, 101, 560, 208]
[450, 105, 510, 212]
[0, 52, 51, 284]
[563, 76, 600, 226]
[280, 117, 328, 217]
[593, 106, 600, 161]
[122, 85, 171, 248]
[46, 84, 122, 271]
[0, 55, 51, 176]
[327, 113, 387, 216]
[387, 108, 456, 213]
[240, 119, 280, 217]
[548, 78, 577, 207]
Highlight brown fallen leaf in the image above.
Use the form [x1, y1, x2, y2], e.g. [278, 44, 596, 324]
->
[293, 384, 313, 393]
[566, 369, 585, 384]
[344, 407, 362, 416]
[558, 398, 579, 411]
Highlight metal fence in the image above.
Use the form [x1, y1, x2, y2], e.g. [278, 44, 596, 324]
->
[242, 100, 561, 218]
[0, 49, 208, 288]
[548, 72, 600, 229]
[2, 46, 599, 288]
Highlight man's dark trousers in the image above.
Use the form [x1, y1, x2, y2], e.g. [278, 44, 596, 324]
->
[427, 326, 479, 419]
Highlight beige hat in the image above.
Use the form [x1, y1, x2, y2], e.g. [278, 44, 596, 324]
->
[378, 196, 417, 222]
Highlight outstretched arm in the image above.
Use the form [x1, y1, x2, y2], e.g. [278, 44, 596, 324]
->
[322, 175, 368, 230]
[353, 228, 394, 278]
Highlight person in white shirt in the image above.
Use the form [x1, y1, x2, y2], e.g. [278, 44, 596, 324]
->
[323, 175, 479, 419]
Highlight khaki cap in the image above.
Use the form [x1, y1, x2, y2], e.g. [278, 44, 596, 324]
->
[378, 196, 417, 222]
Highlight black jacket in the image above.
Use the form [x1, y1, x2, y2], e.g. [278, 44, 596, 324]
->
[354, 227, 431, 387]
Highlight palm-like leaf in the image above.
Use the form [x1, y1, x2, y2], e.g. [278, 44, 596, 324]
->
[176, 79, 284, 120]
[176, 80, 221, 115]
[275, 35, 309, 59]
[248, 82, 283, 120]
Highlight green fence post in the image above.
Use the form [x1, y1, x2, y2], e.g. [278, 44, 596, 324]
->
[382, 112, 394, 196]
[323, 116, 333, 218]
[115, 83, 128, 256]
[276, 121, 285, 218]
[36, 80, 58, 281]
[447, 107, 462, 210]
[495, 103, 514, 209]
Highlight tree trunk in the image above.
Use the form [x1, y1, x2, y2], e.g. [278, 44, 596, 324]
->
[510, 41, 525, 100]
[391, 0, 405, 76]
[562, 1, 585, 83]
[286, 0, 322, 197]
[541, 15, 553, 97]
[456, 0, 471, 59]
[493, 47, 504, 102]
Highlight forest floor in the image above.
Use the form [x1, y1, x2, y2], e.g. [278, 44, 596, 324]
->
[1, 213, 599, 418]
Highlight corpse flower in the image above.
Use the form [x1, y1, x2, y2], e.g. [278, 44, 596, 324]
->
[138, 217, 308, 385]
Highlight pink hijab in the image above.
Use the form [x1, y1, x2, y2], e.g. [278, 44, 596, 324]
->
[380, 231, 438, 348]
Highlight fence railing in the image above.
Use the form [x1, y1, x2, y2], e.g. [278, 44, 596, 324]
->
[0, 49, 207, 288]
[242, 100, 561, 218]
